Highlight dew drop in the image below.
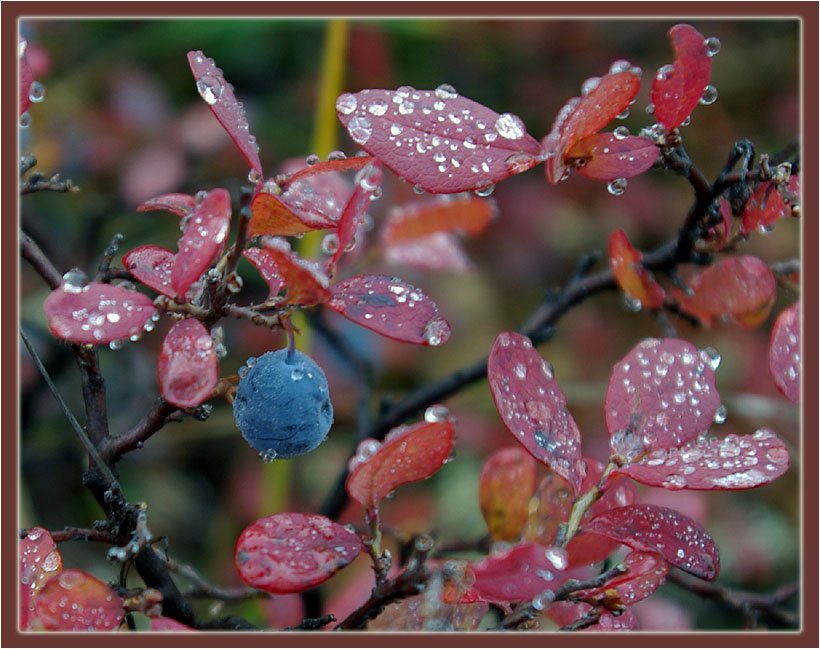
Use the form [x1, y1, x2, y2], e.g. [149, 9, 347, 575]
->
[19, 111, 32, 129]
[494, 113, 525, 140]
[336, 93, 357, 115]
[609, 59, 632, 74]
[390, 123, 403, 136]
[699, 85, 718, 105]
[108, 339, 123, 351]
[615, 107, 631, 120]
[424, 404, 450, 423]
[704, 37, 721, 57]
[348, 116, 373, 145]
[713, 404, 728, 424]
[435, 83, 458, 99]
[195, 74, 223, 105]
[607, 177, 627, 196]
[655, 64, 675, 82]
[544, 546, 568, 570]
[248, 169, 262, 184]
[367, 100, 388, 116]
[290, 367, 305, 381]
[613, 125, 630, 140]
[62, 268, 89, 294]
[261, 449, 277, 463]
[505, 152, 536, 173]
[474, 184, 495, 197]
[581, 76, 601, 95]
[699, 347, 721, 371]
[29, 81, 46, 103]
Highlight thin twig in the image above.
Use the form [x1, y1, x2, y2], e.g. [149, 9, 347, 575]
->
[19, 526, 118, 544]
[165, 556, 267, 602]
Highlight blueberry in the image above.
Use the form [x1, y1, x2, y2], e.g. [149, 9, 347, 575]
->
[233, 349, 333, 460]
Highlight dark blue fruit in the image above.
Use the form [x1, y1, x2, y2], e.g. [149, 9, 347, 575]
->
[233, 349, 333, 460]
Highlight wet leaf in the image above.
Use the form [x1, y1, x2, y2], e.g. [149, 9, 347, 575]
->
[567, 133, 657, 181]
[187, 51, 262, 177]
[384, 232, 473, 272]
[137, 192, 196, 218]
[248, 186, 337, 238]
[459, 543, 568, 604]
[256, 238, 330, 307]
[479, 446, 537, 541]
[329, 162, 383, 271]
[524, 472, 573, 546]
[547, 600, 639, 631]
[368, 594, 487, 631]
[543, 65, 642, 183]
[242, 246, 286, 300]
[43, 281, 158, 346]
[605, 338, 721, 453]
[741, 176, 800, 235]
[33, 569, 124, 631]
[283, 155, 374, 185]
[328, 274, 450, 345]
[20, 41, 33, 116]
[172, 188, 231, 298]
[611, 429, 790, 491]
[769, 301, 800, 403]
[583, 504, 720, 580]
[650, 24, 712, 130]
[574, 551, 668, 608]
[122, 245, 175, 297]
[234, 513, 362, 594]
[382, 194, 495, 244]
[487, 331, 585, 494]
[346, 418, 455, 511]
[336, 86, 543, 193]
[157, 318, 218, 409]
[20, 528, 63, 630]
[609, 229, 666, 310]
[672, 256, 776, 327]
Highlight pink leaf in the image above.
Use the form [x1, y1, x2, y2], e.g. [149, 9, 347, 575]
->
[257, 238, 330, 307]
[20, 528, 63, 630]
[283, 155, 374, 186]
[543, 64, 643, 184]
[650, 24, 712, 130]
[769, 301, 800, 403]
[384, 232, 473, 272]
[346, 418, 455, 511]
[548, 600, 639, 631]
[242, 247, 285, 300]
[43, 281, 158, 346]
[234, 513, 362, 594]
[20, 40, 33, 116]
[611, 429, 790, 491]
[583, 504, 720, 580]
[157, 319, 218, 409]
[187, 51, 262, 177]
[567, 133, 658, 180]
[329, 162, 383, 271]
[605, 338, 721, 454]
[33, 569, 124, 631]
[137, 192, 196, 218]
[336, 87, 542, 193]
[122, 245, 175, 297]
[460, 543, 568, 604]
[172, 188, 231, 298]
[328, 275, 451, 346]
[574, 551, 669, 607]
[487, 331, 585, 494]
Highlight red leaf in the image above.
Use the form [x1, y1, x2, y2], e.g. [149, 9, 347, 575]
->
[346, 418, 455, 511]
[769, 301, 800, 403]
[33, 569, 124, 631]
[20, 39, 33, 116]
[543, 64, 642, 183]
[187, 51, 262, 177]
[257, 238, 330, 307]
[741, 177, 799, 234]
[122, 245, 175, 297]
[150, 616, 196, 631]
[43, 281, 158, 346]
[137, 192, 196, 217]
[157, 319, 218, 409]
[574, 551, 669, 607]
[20, 528, 63, 630]
[611, 429, 790, 491]
[172, 188, 231, 298]
[247, 190, 336, 238]
[384, 232, 473, 272]
[478, 446, 537, 541]
[567, 133, 657, 181]
[329, 162, 383, 271]
[487, 332, 585, 494]
[672, 256, 776, 327]
[242, 247, 285, 300]
[605, 338, 721, 453]
[583, 504, 720, 580]
[460, 543, 568, 605]
[336, 86, 543, 193]
[548, 600, 639, 631]
[283, 155, 375, 186]
[382, 194, 495, 244]
[234, 513, 362, 594]
[650, 24, 712, 130]
[609, 229, 666, 310]
[328, 275, 450, 346]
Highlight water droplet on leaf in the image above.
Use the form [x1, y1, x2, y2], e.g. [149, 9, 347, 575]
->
[699, 85, 718, 105]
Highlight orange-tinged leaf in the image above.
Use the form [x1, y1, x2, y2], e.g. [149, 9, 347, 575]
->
[258, 238, 331, 307]
[740, 175, 799, 235]
[609, 229, 666, 309]
[382, 194, 495, 244]
[573, 551, 668, 607]
[346, 418, 455, 511]
[478, 447, 537, 541]
[247, 191, 334, 238]
[20, 528, 63, 630]
[567, 133, 657, 181]
[283, 155, 374, 186]
[33, 569, 124, 631]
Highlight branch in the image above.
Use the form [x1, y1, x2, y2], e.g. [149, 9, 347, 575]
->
[20, 230, 63, 288]
[19, 526, 118, 544]
[165, 556, 267, 603]
[20, 171, 78, 195]
[101, 400, 179, 463]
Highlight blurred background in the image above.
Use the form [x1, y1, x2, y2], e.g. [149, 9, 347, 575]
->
[19, 18, 800, 631]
